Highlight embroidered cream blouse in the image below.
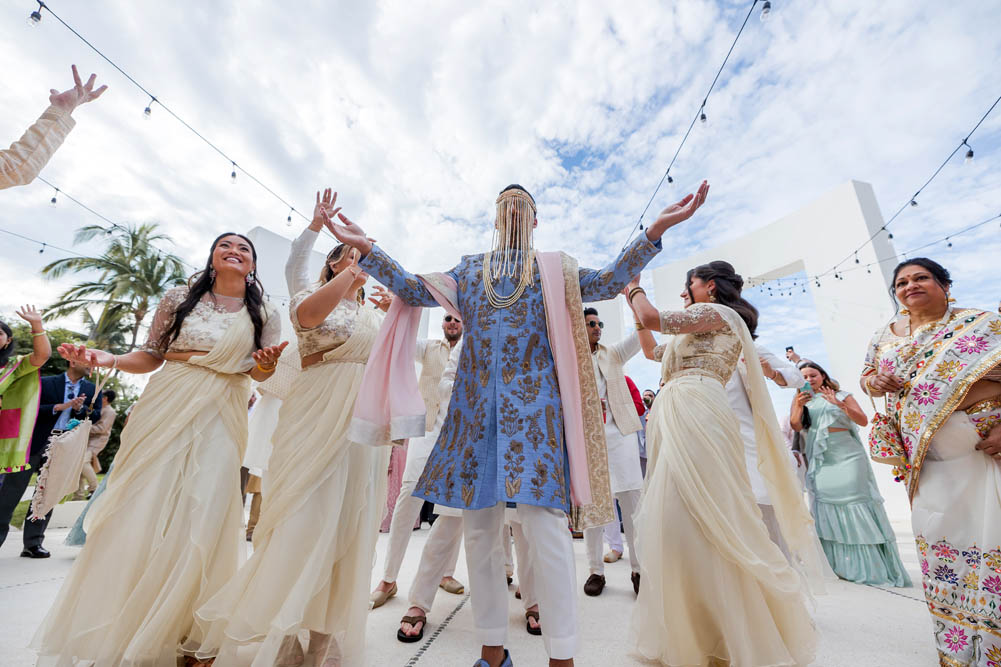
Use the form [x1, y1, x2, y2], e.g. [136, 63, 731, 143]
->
[289, 284, 361, 358]
[142, 286, 281, 368]
[654, 303, 741, 384]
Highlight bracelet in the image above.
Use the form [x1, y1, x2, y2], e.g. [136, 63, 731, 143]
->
[635, 320, 645, 331]
[256, 362, 277, 373]
[31, 330, 46, 337]
[627, 287, 646, 302]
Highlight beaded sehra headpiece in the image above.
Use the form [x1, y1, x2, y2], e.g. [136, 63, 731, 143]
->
[483, 187, 537, 309]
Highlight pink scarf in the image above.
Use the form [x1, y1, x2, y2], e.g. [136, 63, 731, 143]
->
[348, 255, 593, 506]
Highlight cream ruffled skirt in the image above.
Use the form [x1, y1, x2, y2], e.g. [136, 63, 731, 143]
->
[190, 357, 389, 666]
[31, 362, 250, 667]
[631, 375, 817, 666]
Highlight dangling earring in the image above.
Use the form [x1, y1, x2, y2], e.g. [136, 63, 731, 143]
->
[899, 308, 909, 315]
[245, 271, 255, 285]
[209, 268, 217, 280]
[708, 291, 717, 303]
[947, 293, 956, 305]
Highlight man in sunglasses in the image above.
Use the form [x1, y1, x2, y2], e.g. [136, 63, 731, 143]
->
[581, 308, 644, 597]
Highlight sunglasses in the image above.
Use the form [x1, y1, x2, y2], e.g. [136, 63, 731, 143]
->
[587, 321, 604, 329]
[444, 315, 462, 323]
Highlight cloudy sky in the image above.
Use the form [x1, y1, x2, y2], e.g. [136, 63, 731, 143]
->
[2, 0, 1000, 397]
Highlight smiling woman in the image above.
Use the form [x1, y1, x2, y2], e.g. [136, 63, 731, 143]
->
[861, 257, 1001, 665]
[29, 232, 287, 667]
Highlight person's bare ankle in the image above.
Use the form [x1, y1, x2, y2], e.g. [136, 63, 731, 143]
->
[481, 644, 505, 666]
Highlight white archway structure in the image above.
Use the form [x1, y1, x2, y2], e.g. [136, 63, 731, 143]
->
[651, 180, 899, 393]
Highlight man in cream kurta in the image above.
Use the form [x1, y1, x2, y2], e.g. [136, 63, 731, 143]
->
[1, 66, 105, 190]
[725, 343, 805, 549]
[581, 308, 644, 596]
[372, 317, 465, 614]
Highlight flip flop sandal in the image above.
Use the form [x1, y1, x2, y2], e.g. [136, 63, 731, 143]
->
[397, 614, 427, 643]
[525, 610, 542, 636]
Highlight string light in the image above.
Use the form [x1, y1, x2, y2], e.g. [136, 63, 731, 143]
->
[287, 208, 294, 226]
[49, 187, 58, 207]
[143, 96, 155, 119]
[230, 162, 237, 184]
[27, 1, 41, 26]
[748, 91, 1001, 286]
[38, 242, 46, 254]
[28, 1, 319, 233]
[760, 1, 772, 21]
[965, 141, 974, 163]
[621, 0, 764, 249]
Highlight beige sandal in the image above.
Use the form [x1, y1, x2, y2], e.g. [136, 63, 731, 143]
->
[370, 582, 397, 609]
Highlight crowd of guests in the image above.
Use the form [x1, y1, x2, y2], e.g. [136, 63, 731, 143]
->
[2, 66, 1000, 667]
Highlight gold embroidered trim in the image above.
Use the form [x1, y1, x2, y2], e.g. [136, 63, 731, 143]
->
[965, 396, 1001, 415]
[908, 311, 1001, 501]
[559, 252, 614, 530]
[927, 605, 1001, 641]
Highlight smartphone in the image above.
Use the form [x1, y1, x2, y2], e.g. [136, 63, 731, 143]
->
[798, 384, 813, 395]
[785, 346, 795, 353]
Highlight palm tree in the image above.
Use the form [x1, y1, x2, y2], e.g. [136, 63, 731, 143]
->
[42, 223, 187, 352]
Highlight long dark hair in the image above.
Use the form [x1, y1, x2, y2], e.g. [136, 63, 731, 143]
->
[687, 261, 759, 338]
[889, 257, 952, 312]
[0, 320, 14, 367]
[157, 232, 268, 352]
[800, 361, 840, 391]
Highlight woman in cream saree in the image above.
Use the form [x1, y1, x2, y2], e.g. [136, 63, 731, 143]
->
[863, 258, 1001, 667]
[191, 198, 390, 667]
[626, 263, 823, 666]
[31, 233, 284, 667]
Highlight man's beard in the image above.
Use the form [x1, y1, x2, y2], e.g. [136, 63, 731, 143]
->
[444, 330, 462, 343]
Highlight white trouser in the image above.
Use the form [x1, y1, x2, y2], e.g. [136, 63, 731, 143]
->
[381, 478, 459, 583]
[409, 513, 464, 612]
[510, 520, 536, 609]
[463, 503, 578, 660]
[584, 489, 641, 574]
[603, 515, 623, 553]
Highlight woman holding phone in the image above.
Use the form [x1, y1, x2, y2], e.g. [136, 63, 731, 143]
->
[791, 362, 910, 586]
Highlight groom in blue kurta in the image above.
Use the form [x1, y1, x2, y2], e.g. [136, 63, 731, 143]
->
[335, 181, 709, 667]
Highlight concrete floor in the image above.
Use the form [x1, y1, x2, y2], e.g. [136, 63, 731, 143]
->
[0, 502, 937, 666]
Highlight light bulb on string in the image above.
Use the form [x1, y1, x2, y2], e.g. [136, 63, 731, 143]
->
[143, 96, 154, 120]
[287, 207, 294, 226]
[855, 253, 860, 264]
[230, 162, 237, 184]
[910, 198, 918, 207]
[760, 0, 772, 21]
[27, 5, 42, 26]
[49, 188, 58, 207]
[699, 105, 707, 124]
[667, 174, 673, 184]
[38, 242, 46, 254]
[964, 141, 974, 164]
[947, 238, 953, 248]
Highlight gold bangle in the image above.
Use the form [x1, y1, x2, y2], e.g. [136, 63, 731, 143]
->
[628, 287, 646, 302]
[256, 362, 276, 373]
[635, 320, 645, 331]
[31, 330, 46, 337]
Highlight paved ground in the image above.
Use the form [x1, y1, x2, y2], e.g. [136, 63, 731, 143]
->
[0, 496, 937, 666]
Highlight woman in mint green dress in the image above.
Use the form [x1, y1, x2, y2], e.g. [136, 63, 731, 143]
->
[791, 361, 911, 587]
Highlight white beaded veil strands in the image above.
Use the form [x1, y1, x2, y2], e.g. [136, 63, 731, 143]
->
[483, 188, 537, 309]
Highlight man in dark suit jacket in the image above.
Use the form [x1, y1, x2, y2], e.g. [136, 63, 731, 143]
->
[0, 360, 101, 557]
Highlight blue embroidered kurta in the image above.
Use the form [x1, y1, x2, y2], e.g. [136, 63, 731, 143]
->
[360, 236, 661, 511]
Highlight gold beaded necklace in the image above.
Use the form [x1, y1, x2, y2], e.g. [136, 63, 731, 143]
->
[483, 189, 537, 309]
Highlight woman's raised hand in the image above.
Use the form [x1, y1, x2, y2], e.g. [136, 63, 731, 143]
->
[311, 188, 342, 232]
[57, 343, 114, 368]
[15, 304, 44, 328]
[818, 385, 844, 408]
[253, 341, 289, 369]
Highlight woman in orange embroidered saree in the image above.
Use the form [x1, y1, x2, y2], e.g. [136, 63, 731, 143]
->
[863, 258, 1001, 667]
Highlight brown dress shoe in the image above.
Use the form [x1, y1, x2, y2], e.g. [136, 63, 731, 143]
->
[583, 573, 606, 596]
[631, 571, 641, 595]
